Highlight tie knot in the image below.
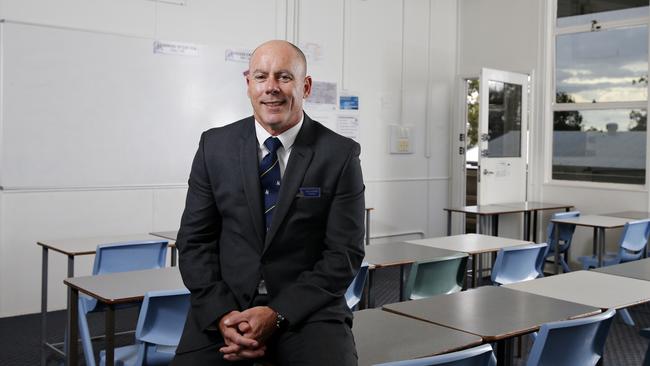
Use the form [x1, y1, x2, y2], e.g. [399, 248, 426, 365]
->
[264, 137, 283, 154]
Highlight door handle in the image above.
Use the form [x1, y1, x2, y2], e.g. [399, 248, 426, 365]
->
[483, 169, 494, 176]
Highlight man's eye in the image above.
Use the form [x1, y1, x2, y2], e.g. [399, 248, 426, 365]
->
[254, 75, 266, 81]
[279, 74, 292, 82]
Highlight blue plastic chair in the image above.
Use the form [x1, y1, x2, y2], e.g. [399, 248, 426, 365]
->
[526, 308, 615, 366]
[404, 254, 468, 300]
[491, 243, 548, 286]
[98, 288, 190, 366]
[373, 343, 496, 366]
[544, 211, 580, 273]
[79, 240, 169, 366]
[578, 219, 650, 269]
[346, 262, 369, 310]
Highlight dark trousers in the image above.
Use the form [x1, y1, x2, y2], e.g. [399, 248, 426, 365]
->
[171, 319, 358, 366]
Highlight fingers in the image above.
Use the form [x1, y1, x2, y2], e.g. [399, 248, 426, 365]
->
[221, 345, 267, 361]
[222, 326, 259, 349]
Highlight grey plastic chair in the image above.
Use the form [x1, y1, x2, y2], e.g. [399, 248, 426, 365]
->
[374, 343, 496, 366]
[404, 254, 468, 300]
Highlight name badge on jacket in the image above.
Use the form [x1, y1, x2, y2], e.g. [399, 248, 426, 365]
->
[296, 187, 321, 198]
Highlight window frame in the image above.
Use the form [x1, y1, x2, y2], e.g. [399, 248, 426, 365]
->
[545, 0, 650, 190]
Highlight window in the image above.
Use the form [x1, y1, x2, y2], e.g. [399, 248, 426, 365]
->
[552, 0, 649, 185]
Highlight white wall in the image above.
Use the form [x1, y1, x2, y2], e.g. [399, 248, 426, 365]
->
[0, 0, 457, 317]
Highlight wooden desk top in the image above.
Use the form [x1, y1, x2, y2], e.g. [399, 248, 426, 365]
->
[408, 234, 532, 255]
[499, 201, 573, 211]
[505, 270, 650, 310]
[149, 230, 178, 241]
[64, 267, 185, 304]
[444, 204, 526, 215]
[364, 242, 466, 268]
[551, 215, 630, 229]
[593, 258, 650, 282]
[383, 286, 599, 342]
[603, 211, 650, 220]
[353, 309, 483, 366]
[37, 234, 165, 256]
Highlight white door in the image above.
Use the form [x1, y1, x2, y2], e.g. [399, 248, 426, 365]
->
[477, 68, 529, 205]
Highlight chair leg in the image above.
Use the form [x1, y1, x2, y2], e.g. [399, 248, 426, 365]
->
[619, 308, 636, 327]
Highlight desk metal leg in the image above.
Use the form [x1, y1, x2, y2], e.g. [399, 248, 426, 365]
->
[65, 289, 79, 366]
[554, 224, 560, 274]
[41, 247, 49, 366]
[447, 211, 452, 236]
[366, 209, 372, 246]
[597, 228, 605, 268]
[523, 212, 530, 241]
[496, 338, 514, 366]
[367, 269, 375, 308]
[105, 305, 115, 366]
[171, 247, 178, 266]
[492, 215, 499, 237]
[533, 210, 539, 243]
[399, 265, 405, 301]
[472, 254, 478, 288]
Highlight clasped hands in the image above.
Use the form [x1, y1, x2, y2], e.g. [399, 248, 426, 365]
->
[218, 306, 278, 361]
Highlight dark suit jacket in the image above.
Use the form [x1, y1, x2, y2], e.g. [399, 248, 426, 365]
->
[175, 113, 365, 353]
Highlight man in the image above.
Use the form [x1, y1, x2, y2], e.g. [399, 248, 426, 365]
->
[172, 40, 365, 365]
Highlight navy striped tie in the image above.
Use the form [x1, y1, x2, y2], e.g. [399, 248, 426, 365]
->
[260, 137, 283, 232]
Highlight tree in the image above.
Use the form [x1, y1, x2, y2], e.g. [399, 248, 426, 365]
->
[466, 79, 479, 147]
[629, 110, 647, 131]
[554, 92, 583, 131]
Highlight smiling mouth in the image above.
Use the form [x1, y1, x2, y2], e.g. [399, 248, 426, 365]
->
[262, 101, 286, 107]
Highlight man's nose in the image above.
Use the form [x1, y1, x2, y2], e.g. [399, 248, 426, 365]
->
[265, 79, 280, 94]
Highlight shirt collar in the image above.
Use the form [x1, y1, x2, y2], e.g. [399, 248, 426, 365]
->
[254, 113, 304, 151]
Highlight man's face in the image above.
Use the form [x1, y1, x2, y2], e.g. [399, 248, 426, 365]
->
[247, 42, 312, 135]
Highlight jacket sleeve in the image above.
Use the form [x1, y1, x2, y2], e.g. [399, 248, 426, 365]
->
[269, 142, 365, 325]
[176, 131, 239, 331]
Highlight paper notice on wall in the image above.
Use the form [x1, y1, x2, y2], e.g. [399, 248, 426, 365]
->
[153, 41, 199, 56]
[337, 114, 360, 141]
[339, 94, 359, 111]
[305, 81, 337, 110]
[225, 48, 252, 63]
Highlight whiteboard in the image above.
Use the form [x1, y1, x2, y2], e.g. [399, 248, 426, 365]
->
[1, 21, 253, 188]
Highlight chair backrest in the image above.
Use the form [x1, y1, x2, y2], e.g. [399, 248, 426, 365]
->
[526, 309, 616, 366]
[136, 288, 191, 346]
[546, 211, 580, 253]
[346, 262, 369, 309]
[618, 219, 650, 263]
[374, 344, 496, 366]
[404, 254, 468, 300]
[491, 243, 548, 286]
[93, 240, 168, 275]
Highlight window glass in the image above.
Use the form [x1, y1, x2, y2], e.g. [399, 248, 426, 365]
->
[487, 81, 522, 158]
[556, 25, 648, 103]
[557, 0, 647, 27]
[552, 109, 647, 184]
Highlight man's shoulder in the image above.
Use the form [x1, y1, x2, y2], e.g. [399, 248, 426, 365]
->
[202, 116, 254, 141]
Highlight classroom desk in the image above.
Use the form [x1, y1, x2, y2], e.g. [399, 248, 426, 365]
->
[604, 211, 650, 220]
[382, 286, 599, 366]
[353, 309, 483, 366]
[407, 234, 532, 287]
[550, 215, 629, 272]
[64, 267, 185, 366]
[363, 242, 466, 307]
[444, 204, 526, 236]
[37, 233, 166, 366]
[593, 257, 650, 281]
[505, 270, 650, 310]
[498, 201, 573, 242]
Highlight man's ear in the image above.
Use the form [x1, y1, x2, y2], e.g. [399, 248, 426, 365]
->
[303, 76, 313, 99]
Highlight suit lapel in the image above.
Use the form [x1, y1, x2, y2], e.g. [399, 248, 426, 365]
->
[239, 119, 265, 249]
[263, 116, 315, 251]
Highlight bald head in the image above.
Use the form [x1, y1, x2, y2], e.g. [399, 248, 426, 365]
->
[250, 40, 307, 77]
